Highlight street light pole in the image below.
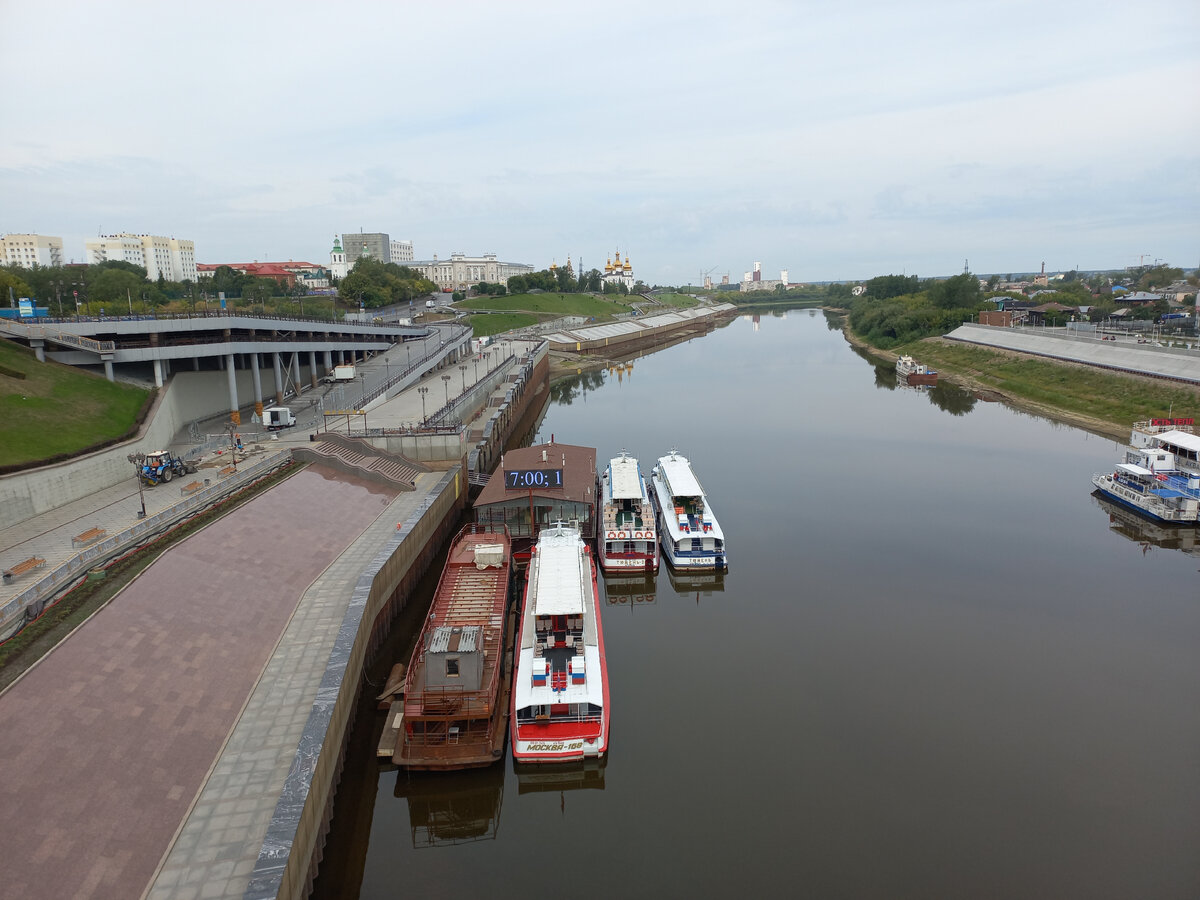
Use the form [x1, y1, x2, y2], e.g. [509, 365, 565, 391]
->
[459, 364, 467, 393]
[442, 374, 451, 406]
[226, 424, 238, 472]
[127, 452, 147, 519]
[418, 386, 428, 424]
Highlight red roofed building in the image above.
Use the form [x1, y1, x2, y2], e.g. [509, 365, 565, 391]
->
[196, 261, 329, 290]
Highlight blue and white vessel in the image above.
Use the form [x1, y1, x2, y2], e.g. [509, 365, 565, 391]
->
[1092, 443, 1200, 525]
[650, 450, 727, 570]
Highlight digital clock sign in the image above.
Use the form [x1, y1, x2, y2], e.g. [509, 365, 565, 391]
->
[504, 468, 564, 490]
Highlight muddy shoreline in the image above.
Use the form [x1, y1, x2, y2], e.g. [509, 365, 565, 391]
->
[835, 317, 1131, 441]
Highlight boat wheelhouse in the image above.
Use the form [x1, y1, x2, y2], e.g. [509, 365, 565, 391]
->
[650, 450, 727, 570]
[511, 523, 609, 763]
[598, 451, 659, 573]
[387, 525, 514, 770]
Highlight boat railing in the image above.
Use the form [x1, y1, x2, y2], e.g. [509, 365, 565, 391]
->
[404, 684, 497, 720]
[517, 708, 602, 726]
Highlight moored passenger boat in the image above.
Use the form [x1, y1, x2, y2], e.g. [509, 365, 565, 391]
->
[388, 525, 514, 770]
[650, 450, 727, 570]
[1091, 445, 1200, 525]
[511, 523, 609, 763]
[598, 450, 659, 573]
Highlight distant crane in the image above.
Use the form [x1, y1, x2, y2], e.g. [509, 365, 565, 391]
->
[700, 266, 719, 289]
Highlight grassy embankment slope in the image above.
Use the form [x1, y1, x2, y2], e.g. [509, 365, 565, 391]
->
[459, 293, 635, 337]
[0, 339, 150, 468]
[843, 322, 1198, 439]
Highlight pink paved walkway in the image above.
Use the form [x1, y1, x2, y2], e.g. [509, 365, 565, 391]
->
[0, 467, 395, 900]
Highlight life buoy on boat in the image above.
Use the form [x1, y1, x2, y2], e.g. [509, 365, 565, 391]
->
[617, 531, 627, 540]
[607, 530, 616, 540]
[634, 531, 643, 539]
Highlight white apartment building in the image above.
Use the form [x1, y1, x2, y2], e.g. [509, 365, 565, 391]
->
[406, 252, 534, 292]
[1, 233, 65, 268]
[390, 239, 414, 263]
[85, 233, 197, 283]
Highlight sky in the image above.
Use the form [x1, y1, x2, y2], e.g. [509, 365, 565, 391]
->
[2, 0, 1198, 285]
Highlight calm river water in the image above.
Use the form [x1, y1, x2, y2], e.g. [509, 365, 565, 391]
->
[313, 308, 1199, 899]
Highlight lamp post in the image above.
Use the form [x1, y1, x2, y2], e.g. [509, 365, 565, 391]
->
[384, 358, 390, 390]
[225, 423, 238, 472]
[127, 452, 147, 519]
[473, 357, 478, 381]
[459, 364, 467, 393]
[441, 374, 451, 406]
[418, 386, 428, 424]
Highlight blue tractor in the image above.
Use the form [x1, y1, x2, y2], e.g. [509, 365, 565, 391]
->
[140, 450, 195, 485]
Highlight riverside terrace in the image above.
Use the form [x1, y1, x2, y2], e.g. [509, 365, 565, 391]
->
[0, 311, 425, 386]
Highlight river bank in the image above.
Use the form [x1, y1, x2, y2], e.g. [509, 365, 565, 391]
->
[835, 312, 1198, 442]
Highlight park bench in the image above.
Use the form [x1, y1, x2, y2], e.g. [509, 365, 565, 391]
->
[219, 465, 236, 478]
[72, 527, 107, 547]
[180, 480, 204, 497]
[3, 556, 46, 584]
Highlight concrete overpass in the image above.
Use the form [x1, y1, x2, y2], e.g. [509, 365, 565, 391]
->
[0, 312, 470, 422]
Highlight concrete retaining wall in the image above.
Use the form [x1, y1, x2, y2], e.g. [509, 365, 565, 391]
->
[245, 467, 466, 900]
[945, 323, 1200, 384]
[0, 379, 189, 530]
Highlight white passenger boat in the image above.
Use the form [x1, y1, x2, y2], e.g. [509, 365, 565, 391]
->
[1129, 418, 1199, 476]
[1092, 445, 1200, 525]
[511, 523, 609, 763]
[598, 451, 659, 573]
[650, 450, 727, 570]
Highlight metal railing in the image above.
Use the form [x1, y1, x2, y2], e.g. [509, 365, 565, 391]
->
[0, 450, 292, 633]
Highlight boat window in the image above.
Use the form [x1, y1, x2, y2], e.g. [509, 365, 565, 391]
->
[446, 657, 459, 677]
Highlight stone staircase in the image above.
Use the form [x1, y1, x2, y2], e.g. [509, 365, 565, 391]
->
[297, 434, 429, 491]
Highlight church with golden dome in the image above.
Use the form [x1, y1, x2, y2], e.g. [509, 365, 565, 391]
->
[602, 249, 635, 292]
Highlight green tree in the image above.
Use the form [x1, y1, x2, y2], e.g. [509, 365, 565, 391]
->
[94, 259, 148, 279]
[89, 267, 149, 307]
[864, 274, 921, 300]
[0, 268, 34, 304]
[925, 272, 980, 309]
[1137, 265, 1183, 290]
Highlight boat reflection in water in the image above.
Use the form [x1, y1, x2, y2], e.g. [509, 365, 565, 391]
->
[514, 755, 607, 796]
[602, 571, 657, 607]
[665, 566, 727, 602]
[392, 765, 505, 848]
[1093, 494, 1200, 556]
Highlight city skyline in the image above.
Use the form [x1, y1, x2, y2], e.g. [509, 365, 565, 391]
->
[2, 1, 1197, 285]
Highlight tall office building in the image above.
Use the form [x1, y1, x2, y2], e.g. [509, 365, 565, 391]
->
[341, 233, 390, 268]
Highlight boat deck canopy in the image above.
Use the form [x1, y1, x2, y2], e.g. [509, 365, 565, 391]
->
[1116, 463, 1154, 477]
[1156, 430, 1200, 454]
[609, 456, 643, 500]
[532, 528, 587, 616]
[659, 453, 703, 498]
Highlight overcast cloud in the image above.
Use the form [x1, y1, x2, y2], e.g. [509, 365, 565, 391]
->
[2, 0, 1197, 283]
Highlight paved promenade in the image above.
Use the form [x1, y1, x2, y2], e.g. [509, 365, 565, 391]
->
[945, 323, 1200, 384]
[0, 335, 537, 899]
[0, 466, 398, 900]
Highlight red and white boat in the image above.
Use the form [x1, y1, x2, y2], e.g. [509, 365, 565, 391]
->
[389, 525, 514, 770]
[598, 450, 659, 573]
[511, 522, 610, 763]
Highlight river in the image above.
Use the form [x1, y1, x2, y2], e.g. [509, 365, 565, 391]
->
[313, 308, 1200, 899]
